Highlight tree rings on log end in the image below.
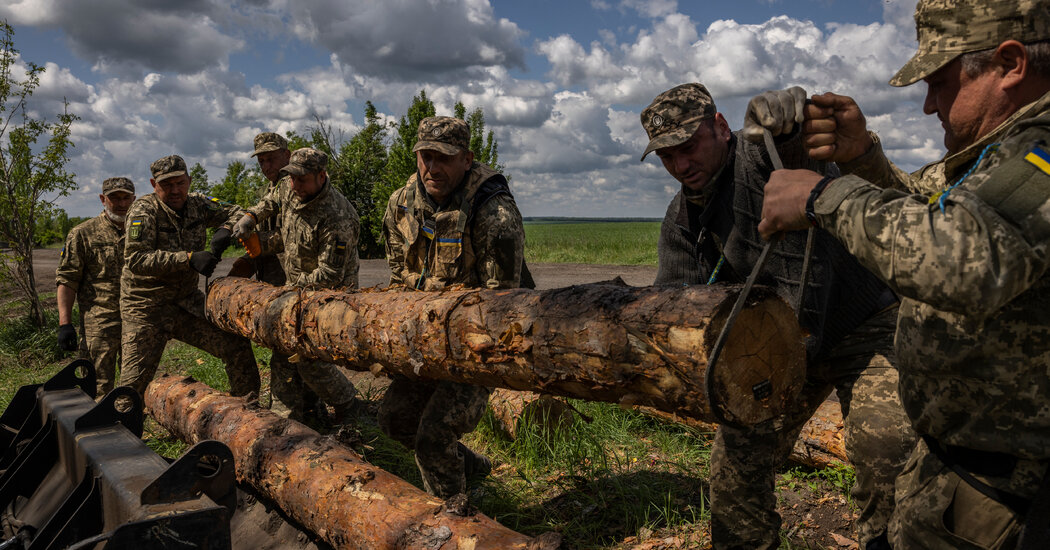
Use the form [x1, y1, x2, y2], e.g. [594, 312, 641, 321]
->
[705, 287, 806, 427]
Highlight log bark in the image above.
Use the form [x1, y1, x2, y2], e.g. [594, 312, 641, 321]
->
[488, 389, 575, 440]
[637, 399, 848, 469]
[205, 277, 806, 427]
[145, 375, 560, 550]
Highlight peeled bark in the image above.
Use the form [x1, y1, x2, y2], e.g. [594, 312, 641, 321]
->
[637, 399, 848, 469]
[205, 277, 806, 427]
[488, 389, 575, 440]
[145, 375, 559, 550]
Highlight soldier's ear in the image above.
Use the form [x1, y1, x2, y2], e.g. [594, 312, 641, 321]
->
[99, 194, 106, 204]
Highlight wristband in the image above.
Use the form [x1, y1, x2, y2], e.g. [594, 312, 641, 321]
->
[805, 175, 836, 227]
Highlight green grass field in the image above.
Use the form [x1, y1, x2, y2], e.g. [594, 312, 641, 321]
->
[524, 221, 660, 265]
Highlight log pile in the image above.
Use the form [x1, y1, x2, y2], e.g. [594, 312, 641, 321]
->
[205, 278, 807, 427]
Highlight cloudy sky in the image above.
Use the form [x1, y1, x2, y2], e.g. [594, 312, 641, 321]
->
[3, 0, 943, 218]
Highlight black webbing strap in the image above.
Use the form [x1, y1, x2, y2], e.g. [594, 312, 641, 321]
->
[923, 435, 1030, 516]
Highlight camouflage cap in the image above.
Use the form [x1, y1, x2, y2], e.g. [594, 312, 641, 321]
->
[640, 83, 717, 161]
[251, 131, 289, 157]
[101, 177, 135, 196]
[280, 147, 328, 177]
[412, 116, 470, 156]
[891, 0, 1050, 87]
[150, 155, 188, 183]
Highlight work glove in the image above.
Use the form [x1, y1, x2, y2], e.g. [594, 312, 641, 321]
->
[188, 250, 220, 277]
[57, 323, 78, 352]
[743, 86, 807, 143]
[210, 227, 233, 256]
[231, 213, 257, 240]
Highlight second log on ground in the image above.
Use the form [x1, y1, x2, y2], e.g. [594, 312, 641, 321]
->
[206, 277, 806, 427]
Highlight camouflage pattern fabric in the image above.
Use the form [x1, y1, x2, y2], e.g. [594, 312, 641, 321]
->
[120, 304, 259, 399]
[246, 176, 360, 415]
[380, 161, 524, 497]
[710, 306, 915, 548]
[250, 176, 288, 286]
[377, 376, 492, 498]
[120, 192, 260, 399]
[56, 213, 126, 394]
[816, 90, 1050, 546]
[891, 0, 1050, 86]
[412, 116, 470, 156]
[251, 132, 288, 157]
[383, 162, 524, 291]
[639, 83, 717, 160]
[279, 147, 328, 177]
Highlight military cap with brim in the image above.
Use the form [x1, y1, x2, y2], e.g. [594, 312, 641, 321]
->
[102, 177, 135, 195]
[891, 0, 1050, 87]
[640, 83, 717, 161]
[280, 147, 328, 177]
[412, 116, 470, 156]
[251, 131, 289, 157]
[150, 155, 188, 183]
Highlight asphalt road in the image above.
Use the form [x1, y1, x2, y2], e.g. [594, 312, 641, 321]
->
[31, 249, 657, 293]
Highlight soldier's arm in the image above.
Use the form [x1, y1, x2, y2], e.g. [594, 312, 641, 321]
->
[812, 133, 1050, 317]
[835, 134, 916, 192]
[244, 179, 285, 225]
[383, 188, 409, 286]
[654, 193, 701, 285]
[55, 228, 84, 325]
[124, 201, 192, 275]
[472, 194, 524, 289]
[295, 216, 359, 288]
[207, 198, 245, 231]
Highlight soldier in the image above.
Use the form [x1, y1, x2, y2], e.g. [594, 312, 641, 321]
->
[640, 84, 915, 549]
[760, 0, 1050, 547]
[118, 155, 260, 400]
[228, 132, 320, 421]
[379, 116, 525, 498]
[56, 177, 136, 395]
[231, 147, 362, 424]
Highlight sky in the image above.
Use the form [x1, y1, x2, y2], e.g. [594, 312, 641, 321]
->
[1, 0, 943, 219]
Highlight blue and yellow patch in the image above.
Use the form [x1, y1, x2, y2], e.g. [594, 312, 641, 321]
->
[1025, 146, 1050, 176]
[60, 246, 65, 259]
[129, 217, 144, 240]
[421, 225, 435, 239]
[436, 237, 462, 247]
[335, 240, 347, 252]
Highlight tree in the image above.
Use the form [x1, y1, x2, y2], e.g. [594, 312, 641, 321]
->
[0, 21, 78, 327]
[455, 101, 503, 173]
[207, 161, 267, 208]
[189, 162, 209, 193]
[341, 102, 388, 258]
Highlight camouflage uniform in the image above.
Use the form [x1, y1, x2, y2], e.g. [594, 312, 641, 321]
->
[379, 116, 525, 498]
[809, 2, 1050, 546]
[642, 84, 915, 549]
[245, 147, 360, 418]
[245, 132, 315, 419]
[55, 191, 129, 395]
[119, 155, 260, 399]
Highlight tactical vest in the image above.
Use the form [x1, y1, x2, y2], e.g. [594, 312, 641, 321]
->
[394, 163, 510, 291]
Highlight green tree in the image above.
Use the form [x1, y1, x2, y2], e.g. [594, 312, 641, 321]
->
[0, 21, 78, 327]
[207, 161, 267, 208]
[189, 162, 209, 193]
[457, 102, 503, 173]
[342, 102, 389, 258]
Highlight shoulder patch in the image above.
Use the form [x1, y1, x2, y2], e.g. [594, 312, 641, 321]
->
[129, 217, 144, 241]
[60, 246, 65, 259]
[1024, 146, 1050, 176]
[335, 240, 347, 252]
[204, 196, 222, 211]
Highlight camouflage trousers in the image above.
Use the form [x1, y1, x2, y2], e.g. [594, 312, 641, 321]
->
[269, 352, 357, 420]
[378, 376, 491, 498]
[710, 306, 916, 549]
[888, 438, 1045, 549]
[119, 305, 260, 400]
[77, 326, 121, 397]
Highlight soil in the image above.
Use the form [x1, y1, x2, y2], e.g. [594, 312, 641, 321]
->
[20, 248, 858, 549]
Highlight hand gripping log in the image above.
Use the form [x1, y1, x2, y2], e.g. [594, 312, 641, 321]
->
[205, 277, 806, 427]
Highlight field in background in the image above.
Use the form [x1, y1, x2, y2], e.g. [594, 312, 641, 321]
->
[524, 220, 660, 266]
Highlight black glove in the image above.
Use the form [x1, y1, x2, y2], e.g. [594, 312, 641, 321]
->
[189, 250, 220, 277]
[57, 323, 78, 351]
[210, 228, 233, 256]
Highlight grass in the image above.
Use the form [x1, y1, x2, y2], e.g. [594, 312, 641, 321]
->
[524, 221, 659, 265]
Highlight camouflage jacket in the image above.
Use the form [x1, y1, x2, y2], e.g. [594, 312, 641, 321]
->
[55, 213, 125, 332]
[121, 193, 242, 311]
[247, 176, 288, 286]
[815, 90, 1050, 461]
[383, 162, 524, 291]
[247, 177, 359, 288]
[656, 131, 895, 360]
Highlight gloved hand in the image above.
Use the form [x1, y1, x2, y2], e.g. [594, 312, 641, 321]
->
[743, 86, 808, 142]
[57, 323, 78, 351]
[231, 213, 257, 240]
[188, 250, 220, 277]
[210, 227, 233, 256]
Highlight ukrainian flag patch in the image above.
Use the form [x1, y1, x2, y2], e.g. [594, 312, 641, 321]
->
[1025, 146, 1050, 176]
[129, 217, 144, 240]
[421, 225, 435, 239]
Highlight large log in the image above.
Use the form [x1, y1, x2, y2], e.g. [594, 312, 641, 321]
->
[145, 375, 559, 550]
[205, 277, 806, 427]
